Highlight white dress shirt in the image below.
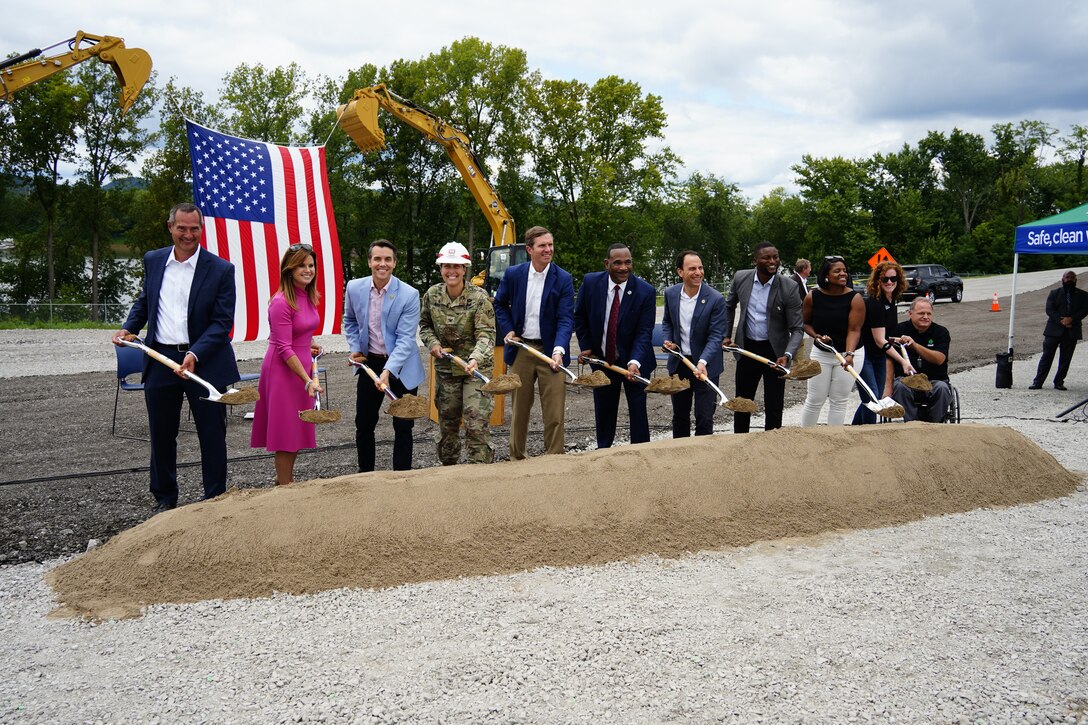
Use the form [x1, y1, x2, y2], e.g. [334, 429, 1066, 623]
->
[156, 246, 200, 345]
[522, 263, 549, 340]
[678, 284, 700, 360]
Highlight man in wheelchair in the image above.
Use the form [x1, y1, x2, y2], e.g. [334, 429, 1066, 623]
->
[891, 298, 953, 422]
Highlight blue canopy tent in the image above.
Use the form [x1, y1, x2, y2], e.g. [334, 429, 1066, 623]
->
[1008, 202, 1088, 353]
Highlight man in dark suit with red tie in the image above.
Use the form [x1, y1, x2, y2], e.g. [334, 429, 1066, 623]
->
[575, 244, 657, 448]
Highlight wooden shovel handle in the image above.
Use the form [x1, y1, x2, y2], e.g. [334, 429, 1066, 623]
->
[507, 338, 555, 365]
[351, 358, 397, 400]
[664, 344, 705, 380]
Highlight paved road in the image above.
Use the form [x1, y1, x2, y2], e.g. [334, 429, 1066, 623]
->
[961, 266, 1088, 302]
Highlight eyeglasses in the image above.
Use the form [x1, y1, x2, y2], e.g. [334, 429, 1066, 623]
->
[882, 275, 899, 283]
[287, 243, 313, 253]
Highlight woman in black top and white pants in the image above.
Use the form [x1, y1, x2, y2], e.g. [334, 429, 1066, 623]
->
[800, 256, 866, 426]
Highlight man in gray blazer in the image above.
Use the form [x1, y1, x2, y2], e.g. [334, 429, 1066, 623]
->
[722, 242, 804, 433]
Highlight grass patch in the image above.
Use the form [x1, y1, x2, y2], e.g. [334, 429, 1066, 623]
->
[0, 318, 117, 330]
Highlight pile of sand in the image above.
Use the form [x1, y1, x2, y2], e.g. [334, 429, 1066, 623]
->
[48, 424, 1080, 619]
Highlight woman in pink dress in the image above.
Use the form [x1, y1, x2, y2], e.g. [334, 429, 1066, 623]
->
[251, 244, 324, 485]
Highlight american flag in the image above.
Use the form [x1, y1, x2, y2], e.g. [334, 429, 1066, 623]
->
[186, 120, 343, 341]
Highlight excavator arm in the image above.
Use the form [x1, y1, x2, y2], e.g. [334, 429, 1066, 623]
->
[338, 84, 520, 289]
[0, 31, 152, 113]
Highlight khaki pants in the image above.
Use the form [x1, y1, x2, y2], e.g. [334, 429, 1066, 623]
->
[508, 343, 566, 459]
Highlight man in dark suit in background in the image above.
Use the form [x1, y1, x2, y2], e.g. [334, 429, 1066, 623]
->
[723, 242, 804, 434]
[1030, 270, 1088, 390]
[791, 258, 811, 304]
[575, 243, 657, 448]
[113, 202, 239, 512]
[661, 250, 726, 437]
[494, 226, 576, 459]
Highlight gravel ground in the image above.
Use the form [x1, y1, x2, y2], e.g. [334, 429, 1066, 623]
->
[1, 272, 1087, 723]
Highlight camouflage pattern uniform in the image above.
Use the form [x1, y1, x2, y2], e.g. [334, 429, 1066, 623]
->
[419, 283, 496, 465]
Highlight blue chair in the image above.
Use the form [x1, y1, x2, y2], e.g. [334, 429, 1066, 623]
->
[112, 345, 148, 440]
[651, 323, 670, 366]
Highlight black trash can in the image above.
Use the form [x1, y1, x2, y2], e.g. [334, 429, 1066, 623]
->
[995, 349, 1013, 389]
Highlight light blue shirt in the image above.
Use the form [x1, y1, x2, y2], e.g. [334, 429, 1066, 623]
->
[745, 274, 774, 341]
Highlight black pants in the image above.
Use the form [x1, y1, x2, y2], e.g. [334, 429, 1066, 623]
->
[733, 338, 785, 434]
[591, 366, 650, 448]
[670, 357, 718, 437]
[144, 345, 227, 505]
[355, 355, 416, 472]
[1033, 333, 1077, 387]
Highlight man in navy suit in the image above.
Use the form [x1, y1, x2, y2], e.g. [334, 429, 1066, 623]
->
[113, 203, 239, 512]
[343, 239, 426, 472]
[661, 250, 726, 437]
[575, 243, 656, 448]
[494, 226, 575, 459]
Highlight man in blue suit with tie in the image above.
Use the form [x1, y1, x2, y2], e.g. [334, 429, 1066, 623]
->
[113, 203, 240, 513]
[575, 243, 657, 448]
[344, 239, 426, 472]
[494, 226, 575, 459]
[661, 250, 726, 437]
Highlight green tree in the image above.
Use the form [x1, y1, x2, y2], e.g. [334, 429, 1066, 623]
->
[2, 75, 84, 300]
[218, 62, 310, 143]
[750, 187, 806, 266]
[74, 62, 157, 312]
[792, 155, 876, 269]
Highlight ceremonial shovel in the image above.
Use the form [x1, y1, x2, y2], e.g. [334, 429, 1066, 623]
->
[299, 355, 340, 424]
[720, 344, 822, 380]
[661, 344, 757, 412]
[889, 341, 933, 392]
[117, 335, 259, 405]
[348, 358, 428, 419]
[811, 338, 905, 418]
[504, 338, 609, 388]
[439, 348, 522, 394]
[579, 356, 688, 395]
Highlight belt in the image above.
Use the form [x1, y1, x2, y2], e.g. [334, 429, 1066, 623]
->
[520, 338, 542, 344]
[153, 342, 190, 352]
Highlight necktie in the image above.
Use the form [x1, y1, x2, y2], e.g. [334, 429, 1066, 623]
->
[606, 285, 620, 362]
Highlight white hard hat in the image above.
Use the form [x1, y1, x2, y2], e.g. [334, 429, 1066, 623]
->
[435, 242, 471, 266]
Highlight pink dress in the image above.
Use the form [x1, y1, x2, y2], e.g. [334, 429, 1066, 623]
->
[250, 288, 321, 452]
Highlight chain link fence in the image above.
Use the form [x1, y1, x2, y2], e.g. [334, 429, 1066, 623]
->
[0, 302, 131, 326]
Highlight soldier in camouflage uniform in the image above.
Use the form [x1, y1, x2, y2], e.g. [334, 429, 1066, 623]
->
[419, 242, 496, 465]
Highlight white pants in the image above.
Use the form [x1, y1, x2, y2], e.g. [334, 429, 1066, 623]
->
[800, 346, 865, 427]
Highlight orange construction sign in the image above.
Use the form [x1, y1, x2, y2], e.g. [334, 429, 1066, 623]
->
[868, 247, 896, 268]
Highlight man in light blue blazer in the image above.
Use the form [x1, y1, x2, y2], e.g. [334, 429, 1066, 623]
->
[343, 239, 425, 472]
[661, 250, 726, 437]
[494, 226, 575, 459]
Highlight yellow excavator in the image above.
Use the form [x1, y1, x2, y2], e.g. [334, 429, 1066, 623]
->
[338, 84, 524, 424]
[1, 31, 152, 113]
[337, 84, 525, 295]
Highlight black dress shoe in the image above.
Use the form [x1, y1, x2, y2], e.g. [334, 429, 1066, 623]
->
[152, 501, 177, 513]
[1055, 383, 1068, 391]
[1028, 383, 1042, 390]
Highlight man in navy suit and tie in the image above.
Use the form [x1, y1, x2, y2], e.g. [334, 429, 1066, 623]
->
[575, 243, 657, 448]
[113, 203, 240, 513]
[343, 239, 426, 472]
[661, 250, 726, 437]
[494, 226, 575, 459]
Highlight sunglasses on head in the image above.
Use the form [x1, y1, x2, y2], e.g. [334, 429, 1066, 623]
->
[882, 275, 899, 282]
[824, 255, 844, 262]
[287, 243, 313, 253]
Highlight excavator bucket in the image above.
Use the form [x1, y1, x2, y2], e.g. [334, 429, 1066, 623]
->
[338, 90, 386, 153]
[97, 45, 152, 114]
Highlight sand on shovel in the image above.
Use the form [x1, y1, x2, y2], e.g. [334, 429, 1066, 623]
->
[644, 375, 690, 395]
[388, 395, 428, 419]
[46, 424, 1081, 620]
[784, 359, 822, 380]
[723, 397, 758, 413]
[481, 374, 521, 394]
[900, 373, 933, 392]
[572, 370, 610, 388]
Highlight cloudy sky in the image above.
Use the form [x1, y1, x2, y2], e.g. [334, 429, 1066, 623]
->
[6, 0, 1087, 200]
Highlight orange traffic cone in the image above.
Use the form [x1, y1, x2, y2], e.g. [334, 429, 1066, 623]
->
[991, 293, 1001, 312]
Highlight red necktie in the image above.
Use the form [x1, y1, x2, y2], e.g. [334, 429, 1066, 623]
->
[606, 285, 620, 362]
